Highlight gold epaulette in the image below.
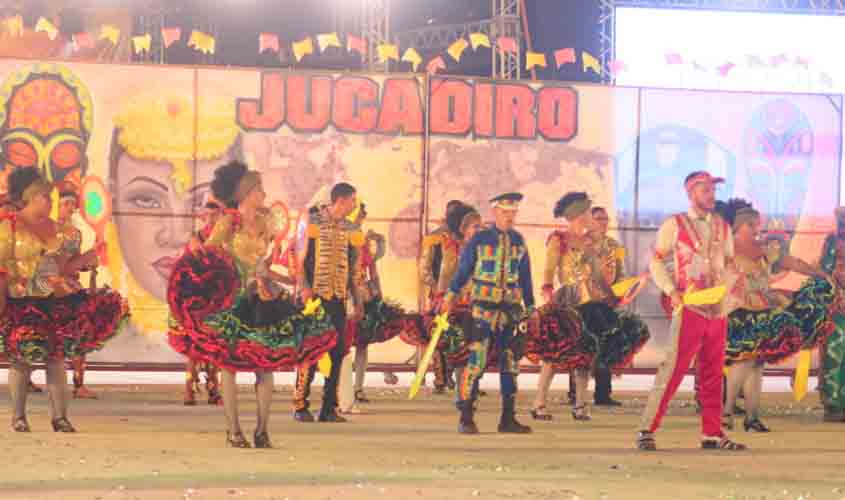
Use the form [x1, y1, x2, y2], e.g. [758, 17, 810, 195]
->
[349, 230, 365, 247]
[422, 233, 443, 249]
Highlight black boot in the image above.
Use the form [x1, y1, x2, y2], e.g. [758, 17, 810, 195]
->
[457, 400, 479, 434]
[497, 396, 532, 434]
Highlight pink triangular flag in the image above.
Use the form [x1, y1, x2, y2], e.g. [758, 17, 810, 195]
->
[347, 35, 367, 56]
[769, 53, 788, 67]
[795, 56, 810, 68]
[717, 62, 735, 77]
[496, 37, 517, 55]
[427, 56, 446, 74]
[609, 59, 627, 75]
[162, 27, 182, 48]
[553, 48, 576, 68]
[72, 32, 94, 51]
[665, 53, 683, 65]
[259, 33, 279, 53]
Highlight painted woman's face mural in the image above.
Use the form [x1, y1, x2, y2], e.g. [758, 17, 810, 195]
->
[743, 99, 813, 225]
[108, 95, 242, 314]
[0, 63, 93, 193]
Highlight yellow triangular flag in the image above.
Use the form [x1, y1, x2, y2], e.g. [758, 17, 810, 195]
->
[447, 38, 469, 62]
[188, 30, 216, 54]
[401, 48, 422, 71]
[526, 51, 547, 70]
[99, 24, 120, 45]
[469, 32, 490, 50]
[132, 33, 152, 54]
[583, 51, 601, 75]
[318, 353, 332, 378]
[293, 37, 314, 62]
[377, 43, 399, 63]
[35, 17, 58, 41]
[316, 32, 341, 52]
[793, 349, 812, 401]
[4, 15, 23, 38]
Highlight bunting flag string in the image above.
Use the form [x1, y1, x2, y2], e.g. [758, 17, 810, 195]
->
[0, 9, 836, 89]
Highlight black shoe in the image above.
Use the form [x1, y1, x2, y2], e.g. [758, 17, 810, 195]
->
[571, 405, 592, 421]
[318, 410, 347, 423]
[226, 431, 251, 448]
[253, 431, 273, 448]
[823, 407, 844, 422]
[293, 409, 315, 423]
[433, 385, 446, 394]
[458, 401, 479, 434]
[51, 417, 76, 433]
[498, 415, 532, 434]
[459, 420, 480, 434]
[743, 418, 770, 433]
[478, 390, 488, 397]
[594, 398, 622, 407]
[28, 382, 43, 393]
[530, 406, 553, 421]
[733, 405, 746, 416]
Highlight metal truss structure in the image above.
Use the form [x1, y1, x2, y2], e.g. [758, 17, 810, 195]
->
[361, 0, 391, 72]
[392, 0, 522, 79]
[600, 0, 845, 83]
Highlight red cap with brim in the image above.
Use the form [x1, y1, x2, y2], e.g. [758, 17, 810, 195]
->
[684, 171, 725, 192]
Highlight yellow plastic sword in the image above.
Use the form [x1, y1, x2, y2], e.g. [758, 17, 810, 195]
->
[302, 298, 332, 378]
[408, 312, 450, 400]
[792, 349, 812, 402]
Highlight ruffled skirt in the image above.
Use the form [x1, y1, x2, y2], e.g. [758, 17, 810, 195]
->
[1, 289, 129, 363]
[167, 247, 337, 372]
[727, 277, 838, 364]
[524, 300, 650, 372]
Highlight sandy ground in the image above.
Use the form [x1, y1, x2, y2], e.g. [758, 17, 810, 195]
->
[0, 379, 845, 500]
[0, 378, 843, 500]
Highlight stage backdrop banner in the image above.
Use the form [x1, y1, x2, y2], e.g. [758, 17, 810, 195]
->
[0, 58, 841, 368]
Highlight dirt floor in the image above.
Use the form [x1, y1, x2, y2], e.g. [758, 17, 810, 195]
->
[0, 384, 843, 500]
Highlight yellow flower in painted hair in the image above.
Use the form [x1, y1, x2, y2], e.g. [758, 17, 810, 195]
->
[114, 94, 239, 164]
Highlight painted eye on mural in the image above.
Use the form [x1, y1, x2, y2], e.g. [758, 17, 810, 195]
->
[3, 140, 37, 168]
[127, 193, 164, 210]
[50, 141, 82, 170]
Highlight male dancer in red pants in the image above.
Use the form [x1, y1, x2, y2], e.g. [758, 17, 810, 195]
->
[636, 171, 746, 451]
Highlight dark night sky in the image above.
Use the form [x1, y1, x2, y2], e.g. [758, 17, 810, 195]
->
[22, 0, 602, 81]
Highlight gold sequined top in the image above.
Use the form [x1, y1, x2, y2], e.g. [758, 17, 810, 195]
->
[544, 231, 624, 306]
[0, 217, 62, 298]
[205, 212, 273, 281]
[727, 240, 785, 312]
